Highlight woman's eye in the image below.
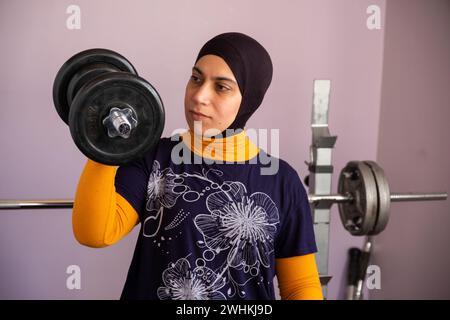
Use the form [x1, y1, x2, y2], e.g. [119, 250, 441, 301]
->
[190, 75, 201, 83]
[216, 84, 230, 91]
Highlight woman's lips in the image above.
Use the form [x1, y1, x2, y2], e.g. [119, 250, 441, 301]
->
[190, 110, 210, 120]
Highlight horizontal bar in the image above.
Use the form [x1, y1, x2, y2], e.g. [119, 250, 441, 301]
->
[0, 192, 447, 210]
[0, 200, 73, 210]
[308, 192, 448, 205]
[390, 193, 448, 202]
[308, 194, 352, 204]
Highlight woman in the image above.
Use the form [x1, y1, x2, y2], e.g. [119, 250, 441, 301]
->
[73, 32, 323, 300]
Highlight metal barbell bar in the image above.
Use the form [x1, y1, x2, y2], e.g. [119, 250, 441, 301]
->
[308, 192, 447, 205]
[1, 193, 446, 209]
[0, 199, 73, 210]
[0, 161, 447, 237]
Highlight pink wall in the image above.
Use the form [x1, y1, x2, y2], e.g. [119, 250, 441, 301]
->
[372, 0, 450, 299]
[0, 0, 386, 299]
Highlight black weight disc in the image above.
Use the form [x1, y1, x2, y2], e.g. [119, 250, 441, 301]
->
[338, 161, 378, 236]
[69, 72, 165, 166]
[66, 63, 120, 106]
[53, 48, 138, 125]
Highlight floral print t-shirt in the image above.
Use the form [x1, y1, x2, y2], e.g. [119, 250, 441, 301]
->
[115, 135, 317, 300]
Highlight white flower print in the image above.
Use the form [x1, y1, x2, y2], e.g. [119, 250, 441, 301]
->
[144, 161, 187, 238]
[194, 182, 279, 270]
[144, 161, 281, 297]
[157, 258, 226, 300]
[146, 161, 184, 212]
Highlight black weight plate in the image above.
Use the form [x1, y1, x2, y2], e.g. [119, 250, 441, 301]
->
[69, 72, 165, 166]
[338, 161, 378, 236]
[66, 63, 119, 106]
[53, 48, 138, 125]
[364, 161, 391, 235]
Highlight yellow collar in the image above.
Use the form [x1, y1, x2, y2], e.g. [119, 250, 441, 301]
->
[180, 129, 260, 162]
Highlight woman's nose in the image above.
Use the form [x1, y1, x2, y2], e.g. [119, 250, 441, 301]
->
[191, 83, 213, 105]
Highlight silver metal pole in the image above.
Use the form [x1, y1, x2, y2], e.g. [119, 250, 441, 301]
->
[0, 200, 73, 210]
[308, 192, 447, 205]
[0, 192, 446, 210]
[390, 193, 448, 202]
[308, 194, 352, 204]
[354, 236, 373, 300]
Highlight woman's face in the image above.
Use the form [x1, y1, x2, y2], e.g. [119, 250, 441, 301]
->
[184, 54, 242, 137]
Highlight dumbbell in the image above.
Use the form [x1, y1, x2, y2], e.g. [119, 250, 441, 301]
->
[52, 48, 165, 165]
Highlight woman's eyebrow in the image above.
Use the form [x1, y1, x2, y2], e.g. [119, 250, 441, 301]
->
[192, 66, 237, 85]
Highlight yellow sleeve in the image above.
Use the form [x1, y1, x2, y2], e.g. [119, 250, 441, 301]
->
[275, 254, 324, 300]
[72, 159, 140, 248]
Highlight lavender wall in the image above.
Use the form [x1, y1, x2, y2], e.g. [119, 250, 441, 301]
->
[372, 0, 450, 299]
[0, 0, 386, 299]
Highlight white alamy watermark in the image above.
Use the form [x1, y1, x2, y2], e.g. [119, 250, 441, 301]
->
[366, 264, 381, 290]
[66, 264, 81, 290]
[170, 121, 280, 175]
[66, 5, 81, 30]
[366, 5, 381, 30]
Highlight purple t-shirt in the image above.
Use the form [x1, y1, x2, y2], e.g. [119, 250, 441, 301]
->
[115, 135, 317, 300]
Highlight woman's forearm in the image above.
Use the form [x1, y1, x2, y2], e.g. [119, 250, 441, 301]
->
[276, 254, 324, 300]
[72, 159, 139, 248]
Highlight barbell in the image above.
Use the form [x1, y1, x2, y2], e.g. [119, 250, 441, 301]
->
[322, 160, 446, 236]
[1, 161, 446, 236]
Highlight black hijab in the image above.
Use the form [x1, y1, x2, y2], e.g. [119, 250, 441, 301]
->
[195, 32, 273, 137]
